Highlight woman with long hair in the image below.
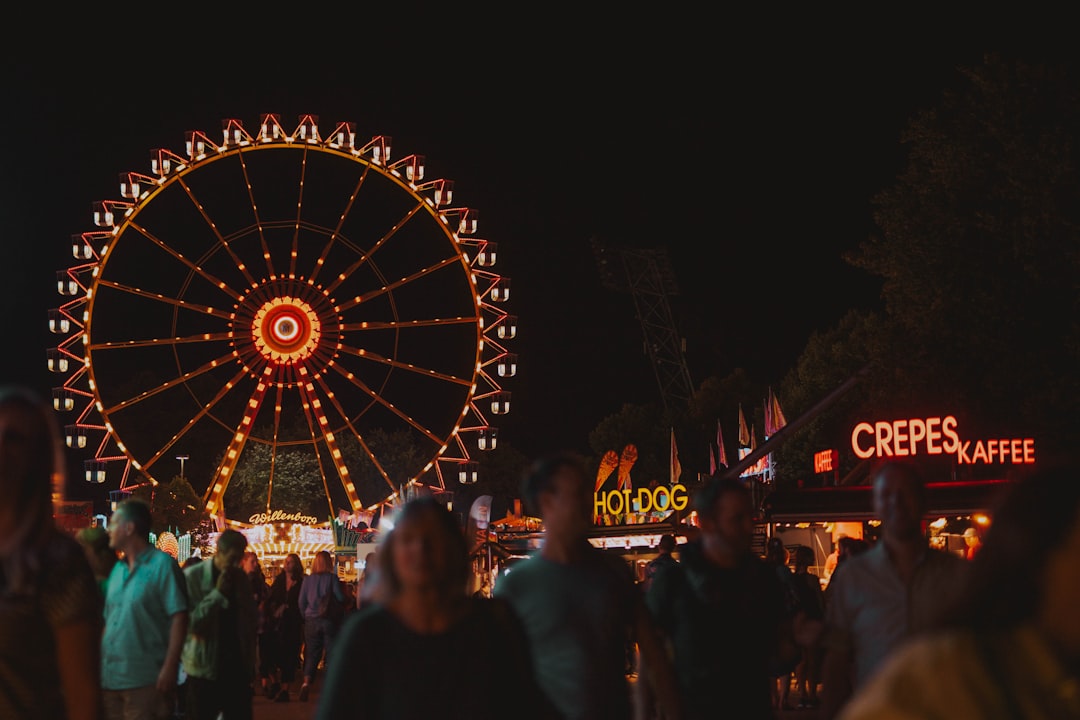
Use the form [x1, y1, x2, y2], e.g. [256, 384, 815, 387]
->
[839, 459, 1080, 719]
[0, 385, 103, 719]
[297, 549, 344, 701]
[265, 552, 304, 702]
[315, 496, 554, 720]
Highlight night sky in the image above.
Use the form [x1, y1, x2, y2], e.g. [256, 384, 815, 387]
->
[2, 23, 1061, 503]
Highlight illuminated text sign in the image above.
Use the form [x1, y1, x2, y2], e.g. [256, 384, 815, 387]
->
[248, 510, 320, 525]
[814, 449, 837, 474]
[594, 484, 689, 518]
[850, 415, 1035, 465]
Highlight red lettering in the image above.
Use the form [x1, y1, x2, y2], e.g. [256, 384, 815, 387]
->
[926, 417, 942, 454]
[851, 423, 875, 459]
[1023, 439, 1035, 463]
[1010, 439, 1022, 463]
[893, 420, 910, 456]
[908, 419, 926, 455]
[875, 422, 894, 458]
[957, 441, 972, 464]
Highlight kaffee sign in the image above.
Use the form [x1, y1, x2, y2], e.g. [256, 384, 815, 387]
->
[851, 415, 1035, 465]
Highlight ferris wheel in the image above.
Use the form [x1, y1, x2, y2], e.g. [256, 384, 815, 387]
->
[48, 114, 516, 522]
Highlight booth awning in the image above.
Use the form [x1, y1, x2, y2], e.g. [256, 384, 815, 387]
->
[762, 479, 1011, 523]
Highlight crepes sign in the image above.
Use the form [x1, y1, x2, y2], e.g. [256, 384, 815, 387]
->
[850, 415, 1035, 466]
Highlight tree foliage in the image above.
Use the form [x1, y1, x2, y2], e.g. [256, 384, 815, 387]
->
[131, 475, 206, 535]
[778, 53, 1080, 483]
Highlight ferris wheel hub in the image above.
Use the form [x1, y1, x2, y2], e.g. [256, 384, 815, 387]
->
[252, 297, 321, 363]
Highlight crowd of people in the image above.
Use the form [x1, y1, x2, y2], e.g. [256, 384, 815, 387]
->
[3, 382, 1080, 719]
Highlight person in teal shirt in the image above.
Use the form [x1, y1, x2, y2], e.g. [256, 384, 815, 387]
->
[494, 451, 681, 720]
[102, 499, 190, 720]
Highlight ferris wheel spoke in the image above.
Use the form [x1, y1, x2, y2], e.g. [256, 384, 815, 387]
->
[308, 166, 370, 284]
[265, 383, 285, 512]
[287, 147, 312, 280]
[236, 152, 277, 279]
[176, 176, 260, 288]
[327, 363, 446, 446]
[323, 201, 427, 295]
[336, 255, 462, 312]
[313, 374, 398, 494]
[128, 222, 244, 302]
[203, 366, 275, 516]
[95, 279, 233, 321]
[103, 350, 237, 414]
[296, 375, 361, 510]
[88, 331, 233, 351]
[338, 343, 472, 386]
[339, 316, 478, 332]
[138, 366, 249, 471]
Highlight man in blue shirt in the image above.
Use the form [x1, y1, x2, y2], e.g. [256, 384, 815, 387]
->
[103, 499, 190, 720]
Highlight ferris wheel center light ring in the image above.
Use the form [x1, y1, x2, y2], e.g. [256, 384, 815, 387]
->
[251, 297, 321, 361]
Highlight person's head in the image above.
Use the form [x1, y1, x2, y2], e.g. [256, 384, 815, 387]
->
[522, 451, 591, 541]
[871, 461, 926, 543]
[658, 534, 676, 554]
[765, 537, 789, 565]
[377, 497, 468, 599]
[77, 525, 117, 578]
[283, 552, 303, 579]
[312, 550, 334, 575]
[0, 386, 64, 547]
[241, 550, 261, 575]
[941, 461, 1080, 652]
[837, 536, 867, 563]
[793, 545, 815, 572]
[214, 528, 248, 571]
[108, 499, 153, 553]
[694, 477, 755, 560]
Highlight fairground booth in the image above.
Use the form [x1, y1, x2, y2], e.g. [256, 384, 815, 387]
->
[761, 410, 1036, 586]
[486, 448, 697, 589]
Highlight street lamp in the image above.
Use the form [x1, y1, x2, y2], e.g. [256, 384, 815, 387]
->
[176, 455, 189, 479]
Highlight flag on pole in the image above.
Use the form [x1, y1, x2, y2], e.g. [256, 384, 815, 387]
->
[750, 424, 757, 451]
[709, 444, 717, 475]
[717, 420, 729, 468]
[738, 404, 750, 448]
[771, 391, 788, 431]
[670, 428, 682, 485]
[764, 389, 775, 437]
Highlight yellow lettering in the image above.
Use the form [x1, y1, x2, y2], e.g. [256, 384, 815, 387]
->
[635, 489, 654, 513]
[671, 484, 688, 511]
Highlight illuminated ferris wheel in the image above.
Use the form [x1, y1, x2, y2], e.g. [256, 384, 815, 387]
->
[48, 114, 516, 522]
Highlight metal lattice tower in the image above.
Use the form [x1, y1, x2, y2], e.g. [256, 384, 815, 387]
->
[592, 238, 694, 414]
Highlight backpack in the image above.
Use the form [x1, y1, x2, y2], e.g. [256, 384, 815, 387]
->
[318, 583, 345, 625]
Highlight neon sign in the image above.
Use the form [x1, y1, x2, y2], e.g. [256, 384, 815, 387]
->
[850, 415, 1035, 465]
[594, 484, 689, 519]
[248, 510, 320, 525]
[814, 449, 836, 473]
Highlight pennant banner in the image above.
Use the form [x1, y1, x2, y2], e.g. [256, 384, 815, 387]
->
[670, 429, 682, 485]
[738, 404, 750, 448]
[717, 420, 728, 468]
